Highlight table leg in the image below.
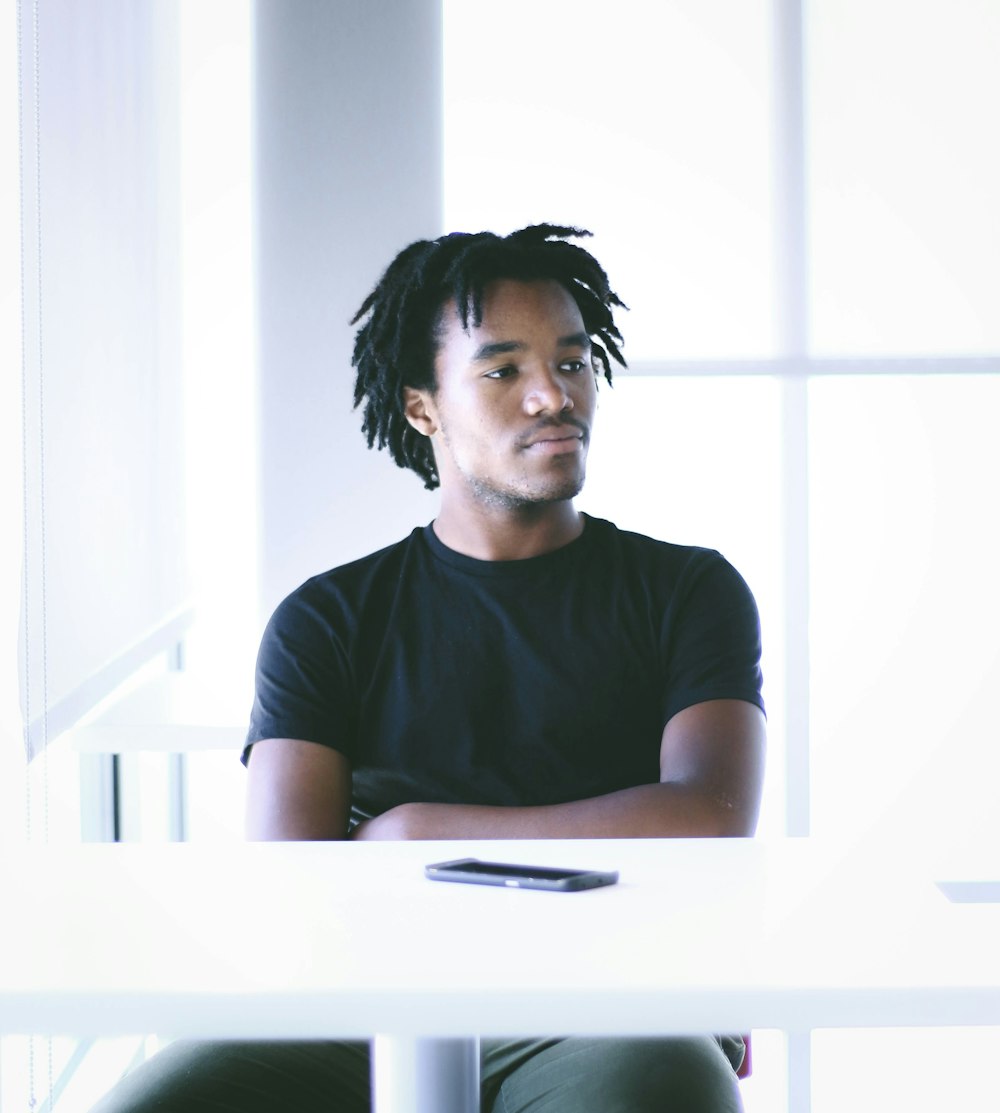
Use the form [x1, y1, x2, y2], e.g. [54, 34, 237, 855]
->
[372, 1035, 480, 1113]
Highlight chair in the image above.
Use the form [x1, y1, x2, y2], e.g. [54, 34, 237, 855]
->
[737, 1034, 752, 1079]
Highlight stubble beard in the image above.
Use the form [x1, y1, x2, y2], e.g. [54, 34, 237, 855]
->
[436, 417, 589, 511]
[463, 460, 587, 511]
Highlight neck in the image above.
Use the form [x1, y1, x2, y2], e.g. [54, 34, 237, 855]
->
[432, 499, 584, 561]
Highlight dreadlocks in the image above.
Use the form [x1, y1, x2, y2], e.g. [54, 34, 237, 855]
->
[350, 224, 627, 490]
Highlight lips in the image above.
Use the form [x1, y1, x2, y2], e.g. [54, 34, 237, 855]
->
[520, 420, 588, 450]
[522, 432, 584, 456]
[524, 432, 581, 448]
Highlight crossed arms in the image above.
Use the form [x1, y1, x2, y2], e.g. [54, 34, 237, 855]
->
[245, 698, 766, 842]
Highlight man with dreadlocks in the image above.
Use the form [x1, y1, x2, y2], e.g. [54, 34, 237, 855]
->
[92, 225, 765, 1112]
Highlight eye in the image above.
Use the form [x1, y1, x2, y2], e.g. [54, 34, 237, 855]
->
[560, 359, 588, 374]
[484, 365, 517, 380]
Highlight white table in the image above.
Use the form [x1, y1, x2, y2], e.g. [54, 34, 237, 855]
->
[2, 837, 998, 1112]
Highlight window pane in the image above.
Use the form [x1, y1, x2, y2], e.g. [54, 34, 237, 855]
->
[443, 0, 775, 360]
[578, 376, 785, 836]
[812, 1028, 1000, 1113]
[808, 375, 1000, 846]
[808, 0, 1000, 355]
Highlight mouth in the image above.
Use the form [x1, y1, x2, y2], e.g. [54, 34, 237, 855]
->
[522, 433, 584, 456]
[520, 419, 588, 454]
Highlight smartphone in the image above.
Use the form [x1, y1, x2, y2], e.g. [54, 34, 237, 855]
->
[425, 857, 619, 892]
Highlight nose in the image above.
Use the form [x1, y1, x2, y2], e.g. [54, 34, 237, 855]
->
[523, 365, 573, 416]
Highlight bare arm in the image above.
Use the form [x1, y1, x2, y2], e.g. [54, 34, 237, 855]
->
[245, 738, 352, 840]
[351, 698, 766, 841]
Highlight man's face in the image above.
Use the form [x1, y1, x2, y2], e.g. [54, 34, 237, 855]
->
[405, 278, 597, 510]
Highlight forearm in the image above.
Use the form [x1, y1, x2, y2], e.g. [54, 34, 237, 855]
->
[351, 780, 754, 841]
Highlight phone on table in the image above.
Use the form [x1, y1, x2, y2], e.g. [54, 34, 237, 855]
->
[424, 857, 619, 892]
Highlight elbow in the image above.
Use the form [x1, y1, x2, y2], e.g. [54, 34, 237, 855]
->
[707, 789, 759, 838]
[678, 783, 759, 838]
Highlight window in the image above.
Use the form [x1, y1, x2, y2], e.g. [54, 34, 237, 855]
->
[444, 2, 1000, 1110]
[1, 3, 251, 1106]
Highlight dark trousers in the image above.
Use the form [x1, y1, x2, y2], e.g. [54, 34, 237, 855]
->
[89, 1035, 746, 1113]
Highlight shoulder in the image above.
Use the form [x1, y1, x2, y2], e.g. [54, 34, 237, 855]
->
[275, 527, 426, 612]
[582, 516, 760, 643]
[261, 526, 429, 648]
[582, 514, 746, 591]
[592, 523, 765, 713]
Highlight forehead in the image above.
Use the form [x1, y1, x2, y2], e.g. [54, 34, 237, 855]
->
[435, 279, 586, 355]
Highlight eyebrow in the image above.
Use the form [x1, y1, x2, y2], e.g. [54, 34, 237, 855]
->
[471, 332, 592, 362]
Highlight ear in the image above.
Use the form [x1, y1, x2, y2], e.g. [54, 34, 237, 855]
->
[403, 386, 438, 437]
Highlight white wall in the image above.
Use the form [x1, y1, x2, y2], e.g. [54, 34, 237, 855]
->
[253, 0, 443, 622]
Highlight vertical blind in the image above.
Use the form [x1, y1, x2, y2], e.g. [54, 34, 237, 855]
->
[18, 0, 190, 759]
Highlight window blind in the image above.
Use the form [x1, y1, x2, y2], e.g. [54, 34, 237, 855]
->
[18, 0, 190, 759]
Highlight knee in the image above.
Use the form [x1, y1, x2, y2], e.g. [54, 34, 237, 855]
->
[510, 1036, 743, 1113]
[87, 1041, 236, 1113]
[87, 1039, 371, 1113]
[630, 1037, 744, 1113]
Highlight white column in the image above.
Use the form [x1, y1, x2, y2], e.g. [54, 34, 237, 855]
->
[772, 0, 810, 842]
[772, 2, 814, 1110]
[252, 0, 443, 622]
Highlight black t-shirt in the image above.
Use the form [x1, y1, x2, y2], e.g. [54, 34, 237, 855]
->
[244, 514, 764, 826]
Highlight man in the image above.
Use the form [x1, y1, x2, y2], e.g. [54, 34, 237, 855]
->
[93, 224, 765, 1112]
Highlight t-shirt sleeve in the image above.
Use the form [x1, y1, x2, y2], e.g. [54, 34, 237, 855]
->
[241, 583, 357, 766]
[660, 549, 765, 724]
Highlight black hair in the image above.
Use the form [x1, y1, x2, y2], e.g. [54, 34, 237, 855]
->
[350, 223, 627, 490]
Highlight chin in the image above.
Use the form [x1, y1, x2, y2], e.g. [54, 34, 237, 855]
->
[469, 473, 585, 510]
